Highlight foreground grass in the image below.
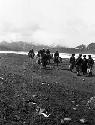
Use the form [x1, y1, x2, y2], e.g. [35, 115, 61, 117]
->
[0, 54, 95, 124]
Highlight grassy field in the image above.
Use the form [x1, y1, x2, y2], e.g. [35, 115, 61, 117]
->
[0, 54, 95, 124]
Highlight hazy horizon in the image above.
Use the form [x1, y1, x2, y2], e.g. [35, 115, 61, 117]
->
[0, 0, 95, 47]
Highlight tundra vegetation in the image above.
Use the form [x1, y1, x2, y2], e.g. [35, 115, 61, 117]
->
[0, 53, 95, 124]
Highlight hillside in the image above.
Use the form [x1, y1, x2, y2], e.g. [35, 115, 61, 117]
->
[0, 41, 95, 53]
[0, 41, 51, 52]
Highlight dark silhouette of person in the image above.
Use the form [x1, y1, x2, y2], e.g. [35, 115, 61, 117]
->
[37, 50, 42, 65]
[87, 55, 94, 76]
[82, 55, 88, 75]
[42, 52, 47, 68]
[28, 49, 35, 59]
[46, 49, 51, 64]
[42, 48, 45, 55]
[54, 51, 59, 66]
[76, 54, 83, 76]
[69, 54, 75, 72]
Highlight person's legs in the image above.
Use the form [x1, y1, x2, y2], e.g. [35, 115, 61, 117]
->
[76, 65, 80, 76]
[69, 64, 73, 71]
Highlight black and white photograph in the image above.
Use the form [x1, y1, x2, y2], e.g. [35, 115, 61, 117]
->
[0, 0, 95, 124]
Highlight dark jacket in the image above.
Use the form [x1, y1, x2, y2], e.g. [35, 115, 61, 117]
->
[76, 57, 83, 66]
[70, 56, 75, 64]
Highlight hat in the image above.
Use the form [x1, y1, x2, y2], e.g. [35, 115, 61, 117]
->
[83, 55, 86, 57]
[88, 55, 91, 57]
[79, 54, 82, 57]
[72, 54, 75, 56]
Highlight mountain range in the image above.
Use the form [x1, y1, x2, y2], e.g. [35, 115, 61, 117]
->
[0, 41, 95, 54]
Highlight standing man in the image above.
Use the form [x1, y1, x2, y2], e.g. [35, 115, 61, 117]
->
[87, 55, 94, 76]
[82, 55, 88, 75]
[37, 50, 42, 65]
[76, 54, 83, 76]
[69, 54, 75, 72]
[42, 51, 47, 68]
[54, 51, 59, 66]
[46, 49, 51, 64]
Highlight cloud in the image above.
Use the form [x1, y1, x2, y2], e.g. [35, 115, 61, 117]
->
[0, 0, 95, 47]
[0, 21, 41, 42]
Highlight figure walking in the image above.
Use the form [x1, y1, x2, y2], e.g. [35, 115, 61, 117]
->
[87, 55, 94, 76]
[76, 54, 83, 76]
[82, 55, 88, 75]
[54, 51, 59, 66]
[69, 54, 75, 72]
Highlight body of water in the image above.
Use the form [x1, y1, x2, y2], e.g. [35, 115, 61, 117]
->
[60, 53, 95, 61]
[0, 51, 95, 61]
[0, 51, 28, 55]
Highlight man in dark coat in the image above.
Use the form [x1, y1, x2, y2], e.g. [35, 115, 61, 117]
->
[42, 52, 47, 68]
[76, 54, 83, 76]
[37, 50, 42, 65]
[46, 49, 51, 64]
[54, 51, 59, 66]
[87, 55, 94, 76]
[82, 55, 88, 75]
[69, 54, 75, 72]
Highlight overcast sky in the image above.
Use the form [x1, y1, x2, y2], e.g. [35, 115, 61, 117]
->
[0, 0, 95, 47]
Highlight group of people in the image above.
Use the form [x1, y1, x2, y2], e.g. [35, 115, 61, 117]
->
[28, 49, 35, 59]
[69, 54, 94, 76]
[37, 49, 62, 68]
[37, 48, 52, 68]
[28, 49, 94, 75]
[28, 48, 62, 68]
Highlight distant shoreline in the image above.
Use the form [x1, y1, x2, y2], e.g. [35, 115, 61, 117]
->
[0, 51, 95, 61]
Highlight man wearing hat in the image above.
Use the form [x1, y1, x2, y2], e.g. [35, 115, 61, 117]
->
[76, 54, 83, 76]
[82, 55, 88, 75]
[54, 51, 59, 66]
[69, 54, 75, 72]
[87, 55, 94, 76]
